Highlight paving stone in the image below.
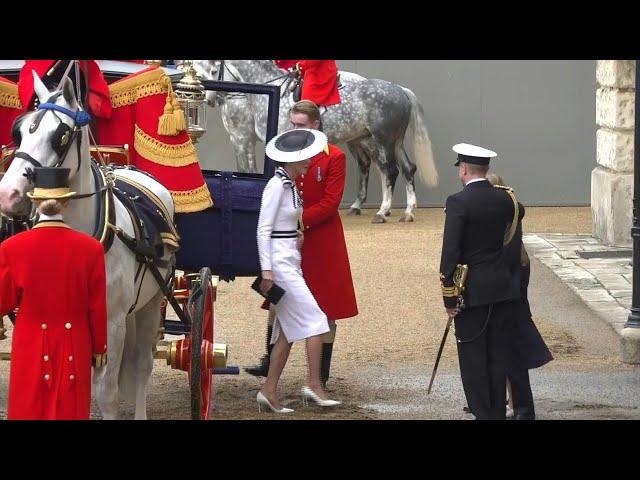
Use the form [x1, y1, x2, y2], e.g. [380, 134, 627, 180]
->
[577, 290, 616, 302]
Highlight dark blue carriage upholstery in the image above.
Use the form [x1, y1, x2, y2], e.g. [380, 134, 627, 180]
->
[175, 171, 267, 281]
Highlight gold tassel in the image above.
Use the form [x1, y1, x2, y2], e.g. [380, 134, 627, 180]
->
[157, 78, 179, 136]
[172, 95, 186, 132]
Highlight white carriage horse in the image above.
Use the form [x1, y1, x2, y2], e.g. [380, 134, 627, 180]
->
[193, 60, 439, 223]
[0, 71, 175, 420]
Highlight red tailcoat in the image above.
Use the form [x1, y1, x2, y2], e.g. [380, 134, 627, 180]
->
[298, 60, 341, 107]
[0, 221, 108, 420]
[297, 144, 357, 320]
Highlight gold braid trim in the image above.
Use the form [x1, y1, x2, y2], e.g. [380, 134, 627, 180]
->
[0, 80, 22, 109]
[134, 125, 198, 167]
[170, 184, 213, 213]
[494, 185, 519, 245]
[109, 67, 171, 108]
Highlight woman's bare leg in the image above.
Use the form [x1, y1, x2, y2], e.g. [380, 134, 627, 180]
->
[260, 329, 292, 409]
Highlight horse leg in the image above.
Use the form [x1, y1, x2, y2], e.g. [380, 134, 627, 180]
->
[229, 132, 256, 173]
[222, 100, 258, 173]
[347, 141, 371, 216]
[373, 144, 399, 224]
[94, 311, 128, 420]
[132, 291, 164, 420]
[398, 145, 418, 222]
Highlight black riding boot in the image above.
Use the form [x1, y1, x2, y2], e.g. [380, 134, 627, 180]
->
[244, 325, 273, 377]
[320, 342, 334, 388]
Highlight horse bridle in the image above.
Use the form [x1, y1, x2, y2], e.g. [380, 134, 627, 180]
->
[12, 91, 91, 184]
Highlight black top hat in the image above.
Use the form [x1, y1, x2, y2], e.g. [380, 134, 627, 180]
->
[26, 167, 76, 200]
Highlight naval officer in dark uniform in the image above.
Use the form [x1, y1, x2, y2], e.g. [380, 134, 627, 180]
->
[439, 143, 521, 420]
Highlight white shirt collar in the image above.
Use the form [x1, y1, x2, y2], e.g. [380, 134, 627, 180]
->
[39, 213, 64, 221]
[465, 178, 488, 186]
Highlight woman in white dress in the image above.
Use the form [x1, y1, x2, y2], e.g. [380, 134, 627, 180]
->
[256, 129, 341, 413]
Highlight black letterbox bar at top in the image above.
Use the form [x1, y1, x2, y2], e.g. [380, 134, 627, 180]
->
[199, 80, 281, 179]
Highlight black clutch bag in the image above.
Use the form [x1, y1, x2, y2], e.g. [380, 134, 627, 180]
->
[251, 276, 286, 305]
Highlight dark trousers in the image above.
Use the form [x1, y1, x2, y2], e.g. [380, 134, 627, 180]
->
[508, 368, 535, 415]
[454, 301, 514, 420]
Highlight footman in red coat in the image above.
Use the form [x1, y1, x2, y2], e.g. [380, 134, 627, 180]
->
[0, 167, 107, 420]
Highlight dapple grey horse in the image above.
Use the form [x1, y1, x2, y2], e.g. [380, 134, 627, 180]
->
[193, 60, 438, 223]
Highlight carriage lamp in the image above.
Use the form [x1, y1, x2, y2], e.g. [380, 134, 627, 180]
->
[175, 60, 207, 144]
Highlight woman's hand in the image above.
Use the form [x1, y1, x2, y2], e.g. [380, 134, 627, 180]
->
[296, 230, 304, 251]
[260, 270, 275, 295]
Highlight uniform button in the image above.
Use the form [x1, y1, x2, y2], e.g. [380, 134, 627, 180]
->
[44, 374, 50, 381]
[43, 355, 49, 362]
[41, 323, 47, 330]
[300, 182, 304, 187]
[65, 323, 72, 329]
[68, 355, 73, 361]
[69, 375, 75, 381]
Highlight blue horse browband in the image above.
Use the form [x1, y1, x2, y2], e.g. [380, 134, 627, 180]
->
[37, 102, 92, 127]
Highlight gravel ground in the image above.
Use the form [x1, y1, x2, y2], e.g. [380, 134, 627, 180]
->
[4, 205, 638, 420]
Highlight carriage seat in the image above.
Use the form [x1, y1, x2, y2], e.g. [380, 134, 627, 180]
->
[90, 144, 130, 166]
[1, 145, 15, 174]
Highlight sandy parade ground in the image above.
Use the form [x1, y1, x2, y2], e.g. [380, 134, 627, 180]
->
[4, 206, 639, 420]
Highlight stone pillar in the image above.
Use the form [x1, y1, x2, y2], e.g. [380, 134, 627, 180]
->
[592, 60, 635, 247]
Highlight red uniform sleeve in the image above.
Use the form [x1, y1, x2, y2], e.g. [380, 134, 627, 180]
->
[0, 244, 19, 314]
[302, 150, 346, 230]
[88, 243, 108, 356]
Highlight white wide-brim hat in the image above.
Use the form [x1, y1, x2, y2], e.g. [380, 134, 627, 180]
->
[452, 143, 497, 166]
[266, 128, 328, 163]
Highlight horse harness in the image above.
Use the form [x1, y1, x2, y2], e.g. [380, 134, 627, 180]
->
[7, 95, 186, 321]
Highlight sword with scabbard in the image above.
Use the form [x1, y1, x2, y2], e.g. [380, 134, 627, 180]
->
[427, 264, 468, 394]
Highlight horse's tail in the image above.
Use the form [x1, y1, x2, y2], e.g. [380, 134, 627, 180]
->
[402, 87, 438, 188]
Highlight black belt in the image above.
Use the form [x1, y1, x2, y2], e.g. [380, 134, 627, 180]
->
[271, 230, 297, 238]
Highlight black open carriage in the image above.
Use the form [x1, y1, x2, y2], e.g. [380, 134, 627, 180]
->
[0, 60, 281, 419]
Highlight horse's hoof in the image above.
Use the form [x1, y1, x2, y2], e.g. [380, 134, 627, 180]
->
[385, 211, 391, 217]
[399, 214, 415, 223]
[347, 208, 361, 216]
[372, 214, 387, 224]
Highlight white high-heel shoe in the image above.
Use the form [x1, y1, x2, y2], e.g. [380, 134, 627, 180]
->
[256, 391, 294, 413]
[301, 386, 341, 407]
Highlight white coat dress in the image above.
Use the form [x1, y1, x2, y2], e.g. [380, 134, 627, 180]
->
[257, 168, 329, 344]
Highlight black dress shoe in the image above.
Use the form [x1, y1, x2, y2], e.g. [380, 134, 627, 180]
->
[514, 413, 536, 420]
[244, 354, 270, 377]
[513, 407, 536, 420]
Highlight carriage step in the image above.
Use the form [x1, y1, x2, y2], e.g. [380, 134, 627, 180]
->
[213, 366, 239, 375]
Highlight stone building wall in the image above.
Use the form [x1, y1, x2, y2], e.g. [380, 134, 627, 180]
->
[592, 60, 635, 246]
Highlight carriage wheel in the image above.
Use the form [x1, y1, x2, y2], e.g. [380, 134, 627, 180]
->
[187, 267, 215, 420]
